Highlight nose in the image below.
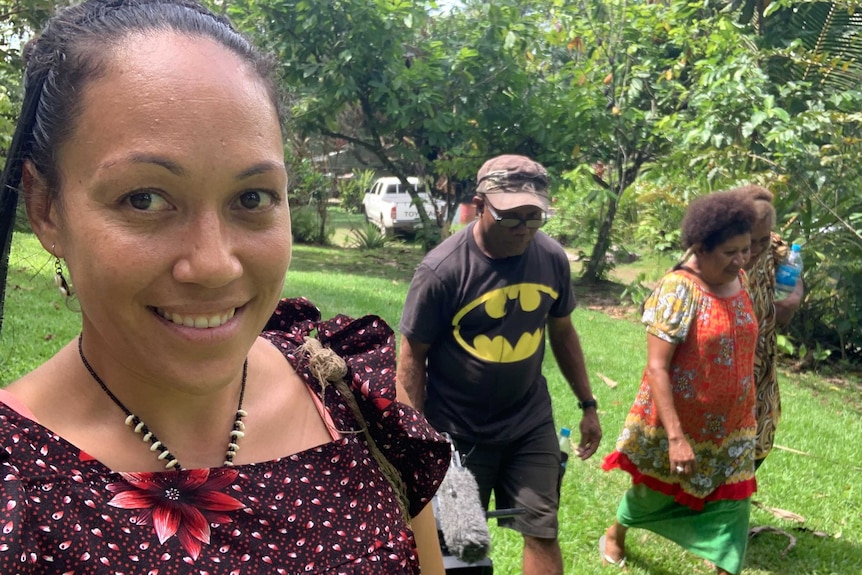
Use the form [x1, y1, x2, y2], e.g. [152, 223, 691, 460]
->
[172, 212, 242, 288]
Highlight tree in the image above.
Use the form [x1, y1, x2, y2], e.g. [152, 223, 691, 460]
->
[226, 0, 453, 246]
[540, 0, 700, 281]
[226, 0, 571, 246]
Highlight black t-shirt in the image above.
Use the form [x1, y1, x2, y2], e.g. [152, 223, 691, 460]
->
[399, 222, 576, 443]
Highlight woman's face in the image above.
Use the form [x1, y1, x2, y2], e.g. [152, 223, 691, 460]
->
[696, 233, 751, 286]
[746, 217, 772, 270]
[29, 31, 290, 387]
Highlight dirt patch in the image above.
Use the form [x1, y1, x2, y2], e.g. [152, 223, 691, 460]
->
[573, 279, 639, 320]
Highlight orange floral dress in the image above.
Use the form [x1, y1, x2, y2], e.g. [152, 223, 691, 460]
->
[603, 269, 758, 510]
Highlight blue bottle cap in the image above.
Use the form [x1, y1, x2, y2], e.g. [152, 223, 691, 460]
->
[791, 243, 801, 251]
[560, 427, 571, 438]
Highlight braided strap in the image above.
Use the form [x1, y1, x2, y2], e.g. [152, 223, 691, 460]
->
[298, 337, 411, 523]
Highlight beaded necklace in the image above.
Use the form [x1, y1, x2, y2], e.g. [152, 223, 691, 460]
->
[77, 336, 247, 471]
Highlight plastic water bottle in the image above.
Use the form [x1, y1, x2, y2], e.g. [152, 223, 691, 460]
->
[775, 243, 803, 300]
[558, 427, 572, 471]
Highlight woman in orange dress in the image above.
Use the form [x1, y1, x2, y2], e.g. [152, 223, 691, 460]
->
[600, 190, 759, 575]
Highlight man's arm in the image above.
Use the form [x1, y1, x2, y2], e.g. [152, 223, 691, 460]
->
[395, 337, 446, 573]
[547, 314, 602, 459]
[396, 334, 431, 412]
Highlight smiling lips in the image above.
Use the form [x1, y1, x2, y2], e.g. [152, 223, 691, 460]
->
[155, 307, 236, 329]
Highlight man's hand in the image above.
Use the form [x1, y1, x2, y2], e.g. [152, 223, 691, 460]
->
[576, 409, 602, 460]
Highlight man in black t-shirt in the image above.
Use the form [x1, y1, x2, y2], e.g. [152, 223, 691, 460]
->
[397, 154, 602, 575]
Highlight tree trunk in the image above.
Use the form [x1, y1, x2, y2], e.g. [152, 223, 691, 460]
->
[582, 194, 619, 282]
[581, 154, 645, 282]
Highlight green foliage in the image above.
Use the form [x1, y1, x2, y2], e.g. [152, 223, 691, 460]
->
[627, 183, 687, 252]
[1, 0, 60, 159]
[756, 1, 862, 91]
[339, 169, 375, 214]
[290, 205, 333, 245]
[619, 271, 653, 308]
[347, 222, 392, 250]
[287, 154, 335, 245]
[543, 174, 599, 249]
[409, 218, 442, 250]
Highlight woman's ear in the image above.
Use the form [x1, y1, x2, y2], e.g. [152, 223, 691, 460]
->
[22, 160, 62, 256]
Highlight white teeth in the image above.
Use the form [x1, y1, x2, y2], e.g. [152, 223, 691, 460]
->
[157, 308, 236, 328]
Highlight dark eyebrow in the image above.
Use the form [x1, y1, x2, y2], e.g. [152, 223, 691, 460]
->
[124, 153, 186, 176]
[236, 161, 286, 181]
[100, 156, 285, 180]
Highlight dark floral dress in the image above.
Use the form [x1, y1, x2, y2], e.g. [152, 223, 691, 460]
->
[0, 298, 450, 574]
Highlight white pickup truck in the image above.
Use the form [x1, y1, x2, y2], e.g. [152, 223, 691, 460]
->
[362, 176, 444, 235]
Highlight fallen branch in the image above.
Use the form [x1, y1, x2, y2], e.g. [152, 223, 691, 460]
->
[773, 444, 811, 456]
[752, 500, 805, 523]
[774, 444, 862, 471]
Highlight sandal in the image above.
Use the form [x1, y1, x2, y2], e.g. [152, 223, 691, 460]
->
[599, 534, 626, 568]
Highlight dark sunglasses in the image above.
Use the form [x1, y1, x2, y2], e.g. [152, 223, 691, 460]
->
[484, 201, 547, 229]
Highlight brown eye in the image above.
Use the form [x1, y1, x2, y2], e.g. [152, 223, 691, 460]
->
[236, 190, 276, 210]
[127, 191, 169, 211]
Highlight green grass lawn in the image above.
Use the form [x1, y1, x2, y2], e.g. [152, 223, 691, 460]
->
[2, 230, 861, 574]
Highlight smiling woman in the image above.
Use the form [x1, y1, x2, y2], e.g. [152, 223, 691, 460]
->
[0, 0, 448, 573]
[601, 189, 759, 575]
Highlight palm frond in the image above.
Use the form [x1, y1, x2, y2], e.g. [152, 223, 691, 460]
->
[763, 2, 862, 90]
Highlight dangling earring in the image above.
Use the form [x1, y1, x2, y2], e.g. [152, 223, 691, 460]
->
[52, 244, 72, 298]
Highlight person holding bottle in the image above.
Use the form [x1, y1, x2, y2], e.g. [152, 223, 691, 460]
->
[735, 185, 804, 470]
[601, 189, 759, 575]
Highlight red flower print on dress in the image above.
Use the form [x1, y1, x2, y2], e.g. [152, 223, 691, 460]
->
[106, 468, 245, 560]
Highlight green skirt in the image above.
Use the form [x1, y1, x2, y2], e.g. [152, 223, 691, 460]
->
[617, 484, 751, 575]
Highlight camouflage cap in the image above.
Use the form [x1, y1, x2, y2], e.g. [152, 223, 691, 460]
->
[476, 154, 549, 211]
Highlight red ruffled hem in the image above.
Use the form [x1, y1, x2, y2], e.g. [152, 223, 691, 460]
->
[602, 451, 756, 511]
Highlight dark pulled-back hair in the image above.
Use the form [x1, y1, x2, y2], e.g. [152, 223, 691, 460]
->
[0, 0, 281, 329]
[681, 189, 758, 252]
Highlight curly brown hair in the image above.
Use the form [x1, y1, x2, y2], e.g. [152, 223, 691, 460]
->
[681, 189, 758, 252]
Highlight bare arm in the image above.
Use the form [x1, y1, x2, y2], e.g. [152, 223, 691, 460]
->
[395, 336, 443, 572]
[775, 276, 803, 327]
[396, 334, 430, 412]
[411, 505, 445, 575]
[645, 334, 696, 474]
[547, 315, 602, 460]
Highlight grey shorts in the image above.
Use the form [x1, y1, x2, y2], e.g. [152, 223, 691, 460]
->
[452, 422, 562, 540]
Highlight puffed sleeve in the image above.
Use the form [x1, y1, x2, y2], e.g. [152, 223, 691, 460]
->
[641, 272, 699, 344]
[262, 298, 450, 518]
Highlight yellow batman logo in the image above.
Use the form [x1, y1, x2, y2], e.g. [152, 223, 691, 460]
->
[452, 283, 559, 363]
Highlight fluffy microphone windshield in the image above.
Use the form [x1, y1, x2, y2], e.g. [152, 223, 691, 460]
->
[436, 462, 491, 564]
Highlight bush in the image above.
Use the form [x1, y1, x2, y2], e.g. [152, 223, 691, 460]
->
[291, 206, 333, 245]
[348, 223, 393, 250]
[339, 170, 375, 214]
[786, 226, 862, 366]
